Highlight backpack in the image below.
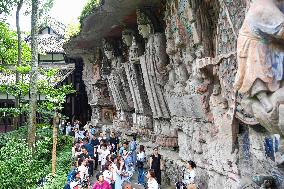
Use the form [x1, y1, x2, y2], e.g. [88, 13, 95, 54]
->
[67, 169, 77, 183]
[64, 183, 71, 189]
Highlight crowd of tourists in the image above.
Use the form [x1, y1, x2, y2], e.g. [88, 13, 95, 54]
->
[61, 120, 197, 189]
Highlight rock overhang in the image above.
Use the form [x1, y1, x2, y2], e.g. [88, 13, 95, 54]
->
[64, 0, 160, 55]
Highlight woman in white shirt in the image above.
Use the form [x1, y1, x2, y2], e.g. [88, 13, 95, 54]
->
[137, 145, 146, 185]
[99, 144, 110, 169]
[103, 161, 115, 188]
[146, 169, 159, 189]
[183, 160, 196, 189]
[77, 159, 89, 181]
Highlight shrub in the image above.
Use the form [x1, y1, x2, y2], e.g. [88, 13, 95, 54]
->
[0, 139, 46, 188]
[0, 127, 73, 188]
[39, 147, 72, 189]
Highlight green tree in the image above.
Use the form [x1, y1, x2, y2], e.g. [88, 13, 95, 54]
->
[0, 21, 31, 119]
[27, 0, 39, 149]
[0, 22, 31, 65]
[38, 69, 75, 176]
[0, 0, 17, 15]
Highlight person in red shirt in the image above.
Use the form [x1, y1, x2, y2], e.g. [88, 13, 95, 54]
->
[92, 172, 112, 189]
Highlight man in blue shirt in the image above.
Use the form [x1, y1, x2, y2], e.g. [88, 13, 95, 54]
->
[82, 138, 95, 176]
[119, 141, 129, 156]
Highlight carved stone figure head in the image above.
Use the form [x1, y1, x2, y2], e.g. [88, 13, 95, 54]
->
[213, 84, 221, 96]
[122, 29, 133, 47]
[129, 36, 139, 63]
[137, 9, 154, 39]
[103, 40, 114, 60]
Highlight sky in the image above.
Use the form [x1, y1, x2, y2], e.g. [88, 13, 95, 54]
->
[6, 0, 88, 31]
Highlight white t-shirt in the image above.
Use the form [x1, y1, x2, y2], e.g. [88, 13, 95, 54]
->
[184, 169, 195, 184]
[103, 170, 113, 184]
[111, 163, 118, 182]
[100, 149, 110, 166]
[78, 165, 89, 180]
[137, 151, 145, 162]
[70, 180, 80, 189]
[147, 178, 159, 189]
[66, 126, 72, 135]
[79, 131, 85, 139]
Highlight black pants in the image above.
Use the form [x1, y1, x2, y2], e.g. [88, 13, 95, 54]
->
[88, 161, 94, 176]
[94, 158, 98, 170]
[111, 183, 115, 189]
[154, 169, 161, 185]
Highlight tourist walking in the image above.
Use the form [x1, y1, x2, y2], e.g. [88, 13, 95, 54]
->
[99, 143, 111, 170]
[149, 147, 164, 185]
[109, 131, 119, 153]
[66, 122, 72, 136]
[77, 159, 89, 182]
[119, 141, 129, 156]
[137, 145, 146, 185]
[92, 172, 112, 189]
[122, 150, 134, 181]
[103, 161, 115, 189]
[115, 157, 129, 189]
[79, 146, 95, 178]
[184, 160, 197, 189]
[146, 169, 159, 189]
[90, 134, 100, 148]
[83, 138, 94, 176]
[129, 135, 137, 167]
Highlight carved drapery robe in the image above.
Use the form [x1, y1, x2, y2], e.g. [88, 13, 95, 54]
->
[124, 62, 152, 115]
[234, 0, 284, 96]
[140, 34, 170, 118]
[108, 70, 129, 111]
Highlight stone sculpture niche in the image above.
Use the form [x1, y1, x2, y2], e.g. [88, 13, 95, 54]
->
[164, 26, 190, 96]
[234, 0, 284, 135]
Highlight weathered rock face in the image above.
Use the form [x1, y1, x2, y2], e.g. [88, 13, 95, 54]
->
[81, 51, 115, 126]
[66, 0, 284, 188]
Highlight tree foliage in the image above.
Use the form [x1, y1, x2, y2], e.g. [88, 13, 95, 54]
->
[64, 22, 80, 42]
[79, 0, 100, 25]
[0, 21, 31, 65]
[0, 0, 18, 15]
[37, 69, 75, 123]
